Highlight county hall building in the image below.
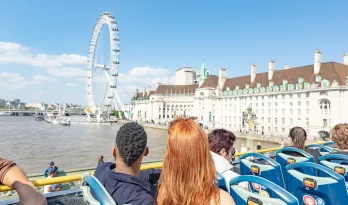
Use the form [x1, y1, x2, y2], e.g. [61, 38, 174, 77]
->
[130, 50, 348, 137]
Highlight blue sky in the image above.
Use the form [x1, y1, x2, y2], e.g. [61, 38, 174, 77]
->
[1, 0, 348, 105]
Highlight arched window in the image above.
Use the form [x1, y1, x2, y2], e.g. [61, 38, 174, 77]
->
[319, 99, 331, 115]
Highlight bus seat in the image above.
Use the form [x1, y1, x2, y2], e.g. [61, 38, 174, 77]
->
[307, 144, 334, 156]
[229, 175, 299, 205]
[81, 173, 117, 205]
[240, 152, 285, 188]
[323, 141, 337, 147]
[276, 147, 315, 176]
[285, 162, 348, 205]
[217, 172, 228, 192]
[319, 154, 348, 183]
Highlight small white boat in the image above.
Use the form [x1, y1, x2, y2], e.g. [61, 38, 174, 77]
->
[0, 112, 10, 116]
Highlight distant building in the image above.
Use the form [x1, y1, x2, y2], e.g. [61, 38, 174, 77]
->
[174, 67, 197, 85]
[25, 102, 46, 111]
[130, 50, 348, 137]
[0, 99, 5, 107]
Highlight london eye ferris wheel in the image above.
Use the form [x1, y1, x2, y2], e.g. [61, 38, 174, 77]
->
[85, 12, 123, 122]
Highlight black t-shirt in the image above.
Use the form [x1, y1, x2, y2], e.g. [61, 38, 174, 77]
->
[94, 162, 161, 205]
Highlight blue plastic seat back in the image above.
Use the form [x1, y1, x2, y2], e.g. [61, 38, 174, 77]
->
[285, 162, 348, 205]
[319, 154, 348, 182]
[229, 175, 299, 205]
[307, 144, 334, 156]
[216, 172, 228, 192]
[276, 147, 316, 176]
[81, 174, 117, 205]
[323, 141, 337, 147]
[240, 152, 285, 188]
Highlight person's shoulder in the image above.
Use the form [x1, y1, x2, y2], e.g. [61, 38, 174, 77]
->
[214, 189, 235, 205]
[95, 162, 114, 177]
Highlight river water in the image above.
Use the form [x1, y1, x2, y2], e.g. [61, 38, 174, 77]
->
[0, 116, 277, 174]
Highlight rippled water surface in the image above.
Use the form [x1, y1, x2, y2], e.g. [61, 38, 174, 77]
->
[1, 117, 277, 174]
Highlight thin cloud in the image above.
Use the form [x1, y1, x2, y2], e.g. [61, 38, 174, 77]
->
[65, 82, 79, 87]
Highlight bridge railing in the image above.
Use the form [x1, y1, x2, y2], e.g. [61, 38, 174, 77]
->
[0, 142, 328, 193]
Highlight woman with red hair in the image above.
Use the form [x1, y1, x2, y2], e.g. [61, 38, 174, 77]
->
[157, 118, 235, 205]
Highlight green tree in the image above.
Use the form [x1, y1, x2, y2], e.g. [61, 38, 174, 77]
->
[114, 110, 119, 118]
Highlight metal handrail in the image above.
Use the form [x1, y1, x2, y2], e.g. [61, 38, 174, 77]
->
[0, 141, 330, 192]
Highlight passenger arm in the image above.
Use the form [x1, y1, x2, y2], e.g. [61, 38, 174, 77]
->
[43, 168, 48, 178]
[0, 159, 47, 205]
[138, 168, 161, 184]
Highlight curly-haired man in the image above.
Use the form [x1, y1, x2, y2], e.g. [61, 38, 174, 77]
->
[331, 123, 348, 155]
[94, 122, 161, 205]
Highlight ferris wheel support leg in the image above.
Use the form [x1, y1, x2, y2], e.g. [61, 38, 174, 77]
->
[113, 89, 123, 111]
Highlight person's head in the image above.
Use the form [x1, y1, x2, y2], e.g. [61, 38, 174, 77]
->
[208, 129, 236, 161]
[289, 127, 307, 150]
[49, 161, 54, 168]
[331, 123, 348, 150]
[241, 143, 245, 147]
[98, 156, 103, 160]
[157, 118, 219, 205]
[48, 168, 57, 177]
[112, 122, 148, 172]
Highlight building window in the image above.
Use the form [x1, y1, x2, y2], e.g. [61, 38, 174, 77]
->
[282, 128, 285, 132]
[297, 93, 301, 98]
[275, 109, 278, 115]
[262, 109, 264, 115]
[275, 95, 278, 99]
[306, 129, 309, 134]
[306, 109, 309, 115]
[268, 118, 271, 124]
[306, 92, 310, 98]
[306, 118, 309, 126]
[159, 115, 161, 119]
[290, 109, 293, 116]
[306, 101, 309, 107]
[282, 109, 285, 115]
[268, 109, 271, 114]
[268, 102, 271, 107]
[289, 94, 293, 98]
[320, 100, 331, 115]
[262, 103, 264, 107]
[268, 127, 271, 131]
[323, 119, 327, 127]
[262, 117, 264, 123]
[298, 101, 301, 106]
[275, 102, 278, 107]
[282, 118, 285, 124]
[298, 109, 301, 116]
[275, 118, 278, 124]
[289, 118, 293, 125]
[290, 102, 293, 107]
[275, 127, 278, 132]
[282, 94, 285, 99]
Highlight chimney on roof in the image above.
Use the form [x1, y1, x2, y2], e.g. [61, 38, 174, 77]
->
[156, 82, 162, 89]
[284, 65, 291, 70]
[314, 50, 321, 74]
[143, 87, 146, 96]
[344, 53, 348, 66]
[147, 86, 151, 96]
[251, 64, 257, 83]
[218, 68, 227, 90]
[268, 60, 275, 80]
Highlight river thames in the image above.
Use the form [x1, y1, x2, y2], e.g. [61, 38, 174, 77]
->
[0, 116, 278, 174]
